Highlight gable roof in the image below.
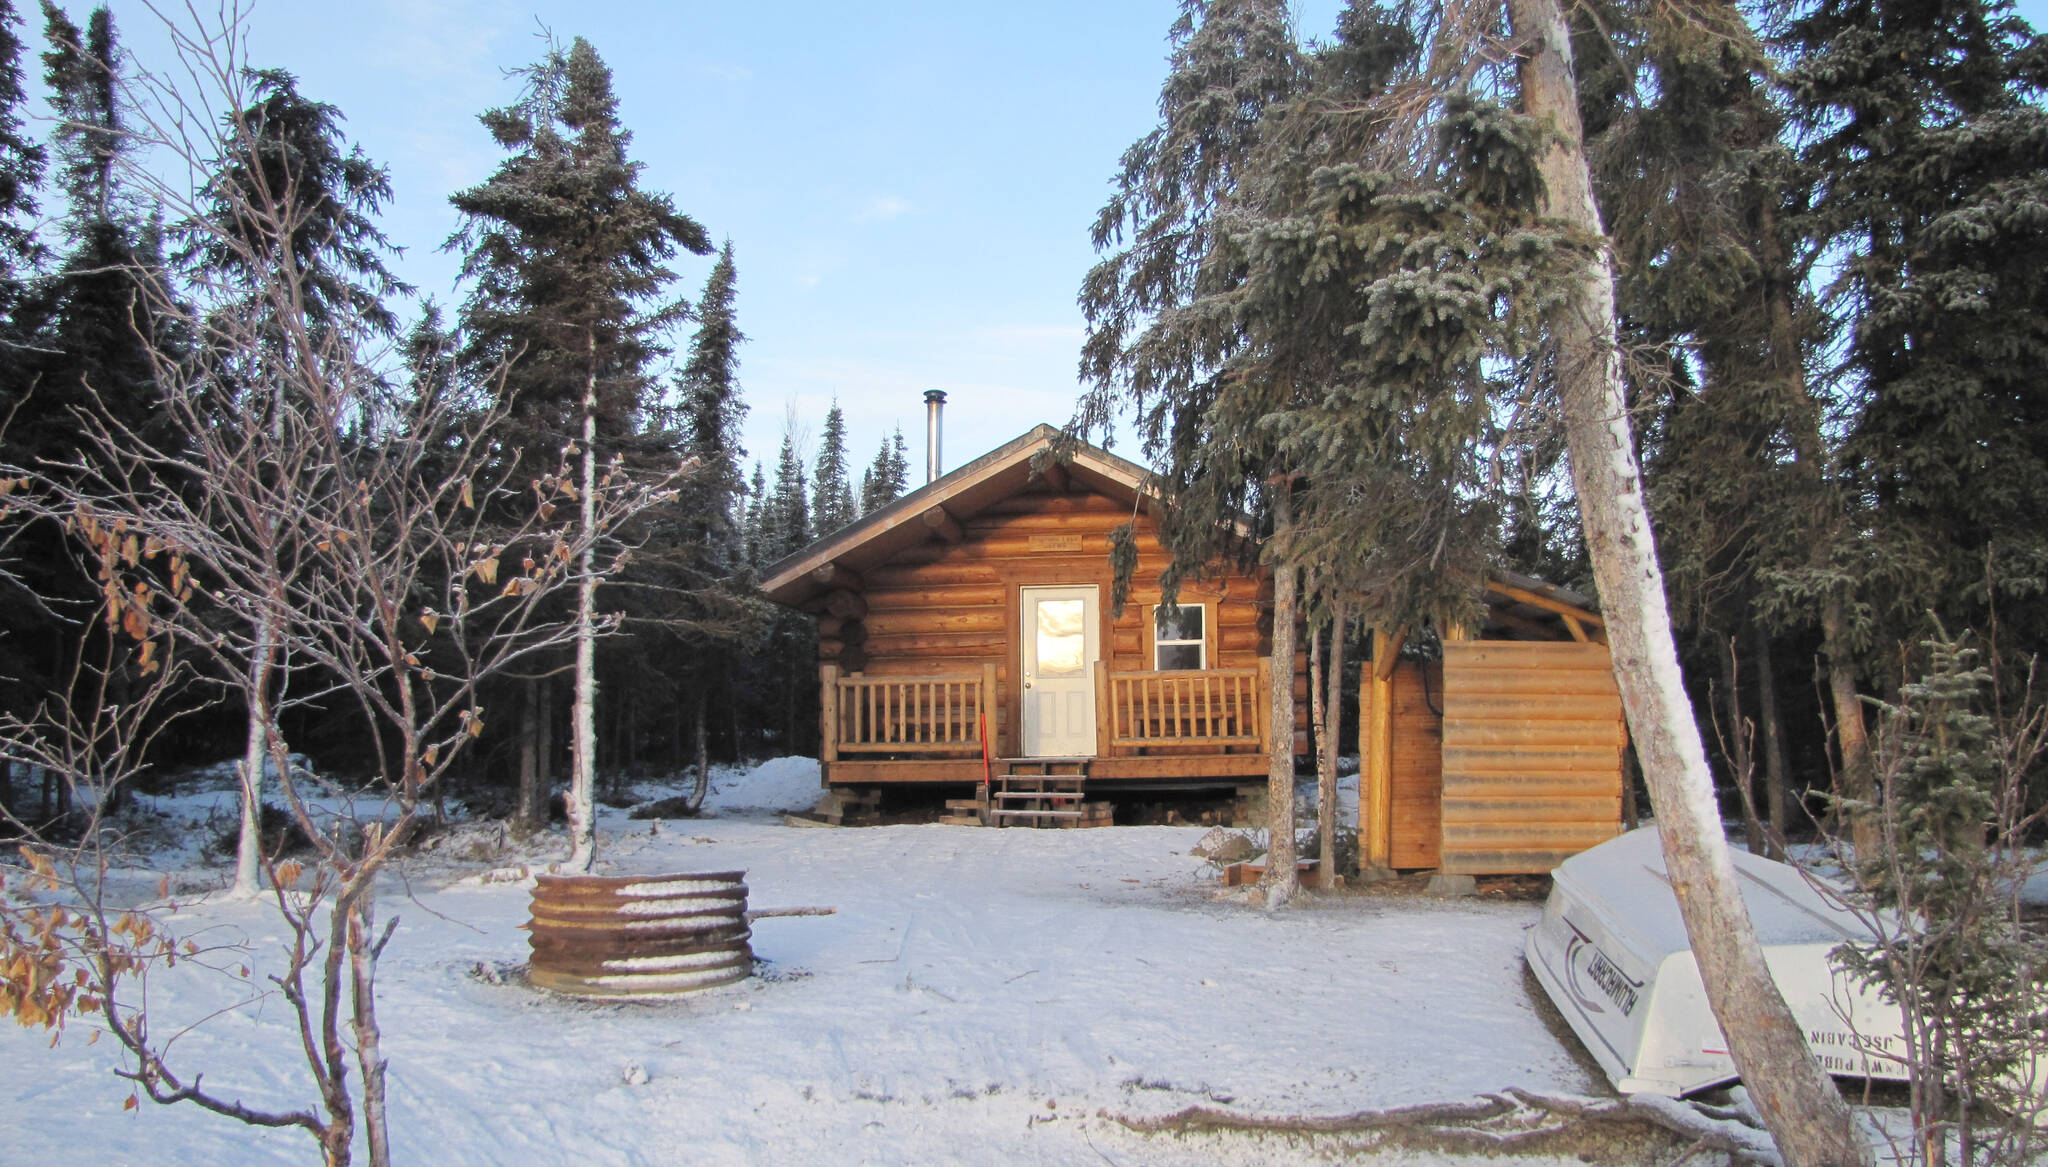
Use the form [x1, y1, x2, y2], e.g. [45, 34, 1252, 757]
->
[755, 423, 1604, 636]
[756, 424, 1162, 609]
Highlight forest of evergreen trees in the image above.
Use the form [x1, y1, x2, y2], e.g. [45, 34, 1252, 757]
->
[0, 3, 927, 830]
[0, 0, 2041, 847]
[1078, 0, 2048, 857]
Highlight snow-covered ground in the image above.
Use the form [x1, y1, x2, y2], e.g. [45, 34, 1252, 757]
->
[0, 759, 1853, 1165]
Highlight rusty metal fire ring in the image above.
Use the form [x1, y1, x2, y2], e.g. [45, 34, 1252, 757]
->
[526, 871, 753, 998]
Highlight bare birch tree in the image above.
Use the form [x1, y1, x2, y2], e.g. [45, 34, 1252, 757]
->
[1, 11, 678, 1164]
[1502, 0, 1869, 1159]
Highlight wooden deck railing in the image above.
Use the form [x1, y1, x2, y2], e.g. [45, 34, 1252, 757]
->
[1101, 663, 1267, 749]
[821, 663, 995, 761]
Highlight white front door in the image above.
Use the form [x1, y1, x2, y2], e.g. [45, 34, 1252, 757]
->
[1020, 586, 1099, 757]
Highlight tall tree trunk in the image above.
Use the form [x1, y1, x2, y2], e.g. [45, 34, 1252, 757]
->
[1821, 596, 1874, 859]
[1717, 632, 1764, 854]
[348, 892, 391, 1167]
[688, 688, 710, 812]
[235, 607, 278, 896]
[1506, 0, 1869, 1160]
[1752, 624, 1790, 861]
[537, 674, 555, 821]
[516, 679, 541, 833]
[1262, 480, 1299, 908]
[566, 330, 601, 873]
[1762, 203, 1872, 865]
[1319, 597, 1347, 890]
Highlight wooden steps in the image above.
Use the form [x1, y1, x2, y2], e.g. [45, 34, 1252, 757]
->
[985, 760, 1111, 829]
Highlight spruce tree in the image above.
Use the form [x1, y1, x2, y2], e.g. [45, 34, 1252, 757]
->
[766, 427, 810, 559]
[1787, 0, 2048, 668]
[21, 3, 176, 455]
[182, 68, 410, 337]
[676, 242, 747, 560]
[0, 0, 43, 797]
[449, 34, 710, 870]
[0, 0, 40, 310]
[449, 34, 710, 474]
[858, 426, 909, 514]
[812, 400, 856, 537]
[742, 459, 768, 571]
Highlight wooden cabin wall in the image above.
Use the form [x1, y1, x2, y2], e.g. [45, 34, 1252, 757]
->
[1379, 660, 1445, 869]
[832, 486, 1306, 758]
[1437, 641, 1625, 874]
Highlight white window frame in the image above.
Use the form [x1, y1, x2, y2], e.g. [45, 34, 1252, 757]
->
[1152, 602, 1208, 671]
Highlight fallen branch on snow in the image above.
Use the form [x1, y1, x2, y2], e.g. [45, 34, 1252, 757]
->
[1109, 1086, 1781, 1165]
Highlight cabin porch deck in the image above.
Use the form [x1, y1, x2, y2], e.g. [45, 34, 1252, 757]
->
[820, 661, 1273, 786]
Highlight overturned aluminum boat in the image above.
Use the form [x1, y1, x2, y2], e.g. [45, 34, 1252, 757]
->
[1525, 827, 1908, 1097]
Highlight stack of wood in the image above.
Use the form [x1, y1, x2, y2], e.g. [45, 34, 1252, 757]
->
[811, 787, 880, 826]
[940, 787, 990, 826]
[1073, 799, 1114, 828]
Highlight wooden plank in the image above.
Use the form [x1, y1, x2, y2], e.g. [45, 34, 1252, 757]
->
[1440, 771, 1624, 795]
[1439, 796, 1622, 823]
[1440, 820, 1622, 849]
[1088, 754, 1270, 779]
[863, 609, 1005, 635]
[821, 664, 840, 763]
[1440, 719, 1625, 747]
[863, 631, 1009, 655]
[980, 492, 1122, 515]
[1441, 744, 1630, 773]
[1445, 670, 1620, 697]
[1362, 652, 1395, 869]
[1488, 582, 1606, 627]
[864, 584, 1008, 609]
[864, 565, 1003, 588]
[1441, 694, 1626, 722]
[1445, 640, 1613, 664]
[965, 510, 1136, 534]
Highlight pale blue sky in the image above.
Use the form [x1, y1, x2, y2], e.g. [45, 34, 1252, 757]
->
[75, 0, 2048, 483]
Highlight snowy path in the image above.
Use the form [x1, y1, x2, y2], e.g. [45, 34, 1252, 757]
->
[4, 786, 1604, 1165]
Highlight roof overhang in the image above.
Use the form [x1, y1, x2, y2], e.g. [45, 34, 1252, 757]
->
[756, 424, 1165, 610]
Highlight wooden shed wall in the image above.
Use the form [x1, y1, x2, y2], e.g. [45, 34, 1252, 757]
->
[1437, 640, 1625, 875]
[845, 487, 1307, 758]
[1384, 660, 1445, 869]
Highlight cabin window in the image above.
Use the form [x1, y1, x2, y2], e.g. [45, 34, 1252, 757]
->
[1153, 603, 1206, 670]
[1035, 598, 1088, 676]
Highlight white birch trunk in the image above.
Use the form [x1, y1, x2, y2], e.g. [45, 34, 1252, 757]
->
[565, 332, 601, 873]
[1504, 0, 1869, 1160]
[233, 608, 276, 897]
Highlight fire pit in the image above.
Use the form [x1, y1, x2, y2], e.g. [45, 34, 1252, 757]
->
[526, 870, 753, 998]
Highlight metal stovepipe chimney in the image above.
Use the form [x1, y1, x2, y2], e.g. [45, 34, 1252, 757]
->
[923, 389, 946, 484]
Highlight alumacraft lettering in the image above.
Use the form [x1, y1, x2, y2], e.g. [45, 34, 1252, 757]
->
[1585, 950, 1639, 1016]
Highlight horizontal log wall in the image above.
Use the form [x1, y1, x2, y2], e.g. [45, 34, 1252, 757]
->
[824, 485, 1304, 761]
[1437, 641, 1625, 875]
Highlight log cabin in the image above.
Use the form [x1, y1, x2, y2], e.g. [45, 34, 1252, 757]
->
[756, 424, 1308, 825]
[758, 422, 1625, 869]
